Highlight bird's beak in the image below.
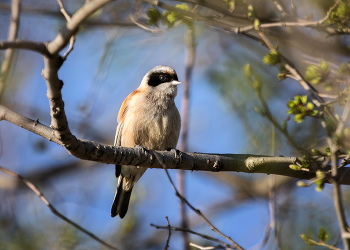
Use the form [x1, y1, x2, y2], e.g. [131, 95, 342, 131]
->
[171, 80, 182, 86]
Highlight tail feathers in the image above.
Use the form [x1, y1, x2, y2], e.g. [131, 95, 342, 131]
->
[111, 177, 133, 219]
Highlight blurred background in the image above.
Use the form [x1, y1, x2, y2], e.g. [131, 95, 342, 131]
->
[0, 0, 350, 249]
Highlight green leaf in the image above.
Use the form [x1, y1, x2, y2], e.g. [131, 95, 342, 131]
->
[301, 95, 307, 105]
[306, 102, 314, 110]
[175, 3, 189, 11]
[277, 73, 286, 81]
[244, 64, 252, 79]
[254, 19, 260, 30]
[282, 120, 287, 130]
[287, 100, 295, 109]
[316, 180, 324, 191]
[262, 51, 280, 65]
[289, 164, 301, 170]
[317, 227, 328, 242]
[295, 95, 302, 105]
[294, 113, 304, 123]
[309, 110, 318, 116]
[311, 149, 323, 156]
[247, 4, 258, 20]
[297, 181, 308, 187]
[254, 106, 265, 116]
[223, 0, 236, 11]
[320, 60, 330, 74]
[325, 147, 331, 155]
[253, 75, 262, 92]
[338, 63, 350, 75]
[147, 8, 161, 26]
[305, 61, 330, 84]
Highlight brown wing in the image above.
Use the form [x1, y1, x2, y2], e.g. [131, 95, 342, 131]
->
[114, 90, 140, 177]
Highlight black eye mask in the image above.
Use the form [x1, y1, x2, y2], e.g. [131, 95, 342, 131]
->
[147, 72, 178, 87]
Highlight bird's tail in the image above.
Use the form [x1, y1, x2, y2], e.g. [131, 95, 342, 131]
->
[111, 176, 133, 219]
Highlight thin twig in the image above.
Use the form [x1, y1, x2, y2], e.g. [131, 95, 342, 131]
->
[57, 0, 75, 59]
[239, 0, 340, 32]
[0, 166, 119, 250]
[163, 216, 171, 250]
[57, 0, 71, 21]
[248, 223, 272, 250]
[178, 18, 196, 250]
[190, 242, 229, 249]
[153, 152, 244, 250]
[0, 0, 22, 100]
[301, 236, 341, 250]
[150, 224, 237, 250]
[129, 14, 164, 34]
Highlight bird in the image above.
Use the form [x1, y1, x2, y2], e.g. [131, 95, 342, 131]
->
[111, 65, 182, 219]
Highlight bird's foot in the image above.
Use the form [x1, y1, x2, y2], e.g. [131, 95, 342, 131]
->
[167, 148, 182, 167]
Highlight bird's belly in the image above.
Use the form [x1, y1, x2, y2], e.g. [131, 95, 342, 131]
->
[121, 106, 180, 151]
[134, 113, 178, 150]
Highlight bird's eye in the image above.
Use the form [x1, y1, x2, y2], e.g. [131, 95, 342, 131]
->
[159, 75, 167, 81]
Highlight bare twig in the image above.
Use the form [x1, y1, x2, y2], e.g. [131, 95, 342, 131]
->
[0, 0, 22, 100]
[163, 216, 171, 250]
[335, 95, 350, 136]
[57, 0, 75, 59]
[248, 223, 272, 250]
[129, 14, 164, 34]
[47, 0, 114, 55]
[150, 224, 238, 250]
[153, 152, 244, 250]
[330, 84, 350, 250]
[0, 166, 119, 250]
[0, 3, 136, 27]
[178, 19, 196, 250]
[239, 0, 340, 32]
[190, 242, 230, 249]
[301, 236, 341, 250]
[57, 0, 71, 21]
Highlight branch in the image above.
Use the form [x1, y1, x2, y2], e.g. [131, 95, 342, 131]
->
[301, 236, 341, 250]
[56, 0, 75, 60]
[3, 104, 350, 183]
[153, 152, 244, 250]
[0, 0, 22, 99]
[177, 20, 196, 250]
[0, 166, 119, 250]
[0, 3, 136, 27]
[150, 224, 237, 250]
[238, 0, 340, 32]
[0, 40, 50, 57]
[47, 0, 115, 55]
[163, 216, 171, 250]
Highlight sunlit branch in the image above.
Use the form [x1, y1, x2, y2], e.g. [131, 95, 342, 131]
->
[0, 40, 50, 56]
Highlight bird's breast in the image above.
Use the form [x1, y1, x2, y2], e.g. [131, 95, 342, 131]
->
[121, 101, 181, 150]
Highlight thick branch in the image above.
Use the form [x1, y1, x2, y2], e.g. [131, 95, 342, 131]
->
[47, 0, 115, 55]
[0, 40, 50, 57]
[3, 104, 350, 184]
